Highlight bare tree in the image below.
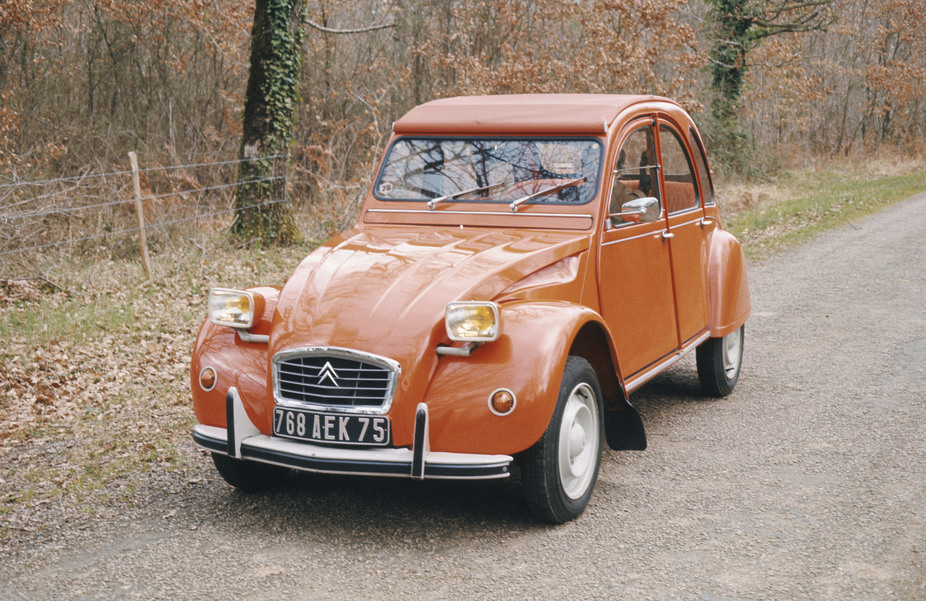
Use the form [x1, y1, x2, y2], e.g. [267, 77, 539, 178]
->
[706, 0, 835, 172]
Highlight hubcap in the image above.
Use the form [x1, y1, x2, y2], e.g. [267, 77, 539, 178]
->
[722, 327, 743, 379]
[558, 382, 599, 500]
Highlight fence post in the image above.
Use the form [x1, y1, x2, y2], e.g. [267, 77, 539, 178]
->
[128, 151, 152, 280]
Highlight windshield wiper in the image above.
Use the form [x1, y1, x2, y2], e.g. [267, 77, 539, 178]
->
[508, 176, 587, 213]
[427, 182, 506, 210]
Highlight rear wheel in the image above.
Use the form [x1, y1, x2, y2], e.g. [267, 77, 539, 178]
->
[211, 453, 287, 492]
[522, 356, 604, 523]
[696, 325, 744, 397]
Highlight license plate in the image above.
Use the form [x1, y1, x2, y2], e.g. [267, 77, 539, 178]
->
[273, 407, 390, 446]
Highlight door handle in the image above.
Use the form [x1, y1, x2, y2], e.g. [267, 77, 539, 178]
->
[700, 218, 714, 229]
[660, 231, 675, 241]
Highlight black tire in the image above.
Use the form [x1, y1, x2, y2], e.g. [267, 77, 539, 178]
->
[696, 325, 745, 397]
[521, 356, 604, 523]
[211, 453, 287, 492]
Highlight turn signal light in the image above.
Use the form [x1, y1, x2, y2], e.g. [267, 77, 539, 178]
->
[489, 388, 516, 416]
[199, 366, 217, 391]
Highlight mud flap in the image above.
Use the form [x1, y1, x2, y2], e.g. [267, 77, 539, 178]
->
[605, 401, 647, 451]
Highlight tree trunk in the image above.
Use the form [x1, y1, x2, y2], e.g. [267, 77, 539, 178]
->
[706, 0, 757, 174]
[705, 0, 835, 174]
[232, 0, 306, 245]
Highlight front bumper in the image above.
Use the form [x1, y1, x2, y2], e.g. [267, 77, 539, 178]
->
[193, 387, 512, 480]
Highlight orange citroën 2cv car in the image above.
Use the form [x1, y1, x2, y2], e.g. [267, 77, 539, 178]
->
[191, 94, 750, 523]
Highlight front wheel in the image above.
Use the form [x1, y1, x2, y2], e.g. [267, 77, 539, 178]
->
[696, 325, 745, 397]
[521, 356, 604, 523]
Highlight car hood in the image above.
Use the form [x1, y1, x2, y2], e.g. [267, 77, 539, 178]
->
[270, 225, 590, 359]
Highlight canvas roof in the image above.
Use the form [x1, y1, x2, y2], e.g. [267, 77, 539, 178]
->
[392, 94, 670, 135]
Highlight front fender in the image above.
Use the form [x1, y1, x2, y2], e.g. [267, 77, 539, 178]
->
[707, 229, 751, 337]
[190, 286, 279, 434]
[422, 301, 604, 456]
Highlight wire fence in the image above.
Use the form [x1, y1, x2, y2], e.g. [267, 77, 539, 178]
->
[0, 154, 289, 280]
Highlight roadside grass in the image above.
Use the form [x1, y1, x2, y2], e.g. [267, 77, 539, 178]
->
[723, 158, 926, 259]
[1, 157, 925, 543]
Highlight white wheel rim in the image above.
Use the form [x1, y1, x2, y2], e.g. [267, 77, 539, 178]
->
[557, 382, 599, 500]
[722, 328, 742, 379]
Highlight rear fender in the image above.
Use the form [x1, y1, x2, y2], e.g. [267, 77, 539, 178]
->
[707, 229, 751, 337]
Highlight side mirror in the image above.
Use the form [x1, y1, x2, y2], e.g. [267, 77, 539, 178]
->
[616, 196, 660, 224]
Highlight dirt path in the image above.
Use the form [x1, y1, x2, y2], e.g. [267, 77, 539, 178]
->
[3, 191, 925, 600]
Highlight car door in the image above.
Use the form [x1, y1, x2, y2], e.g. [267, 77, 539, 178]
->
[657, 121, 711, 347]
[599, 119, 679, 382]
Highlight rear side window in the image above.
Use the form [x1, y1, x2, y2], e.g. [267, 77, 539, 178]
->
[689, 128, 715, 206]
[659, 125, 699, 214]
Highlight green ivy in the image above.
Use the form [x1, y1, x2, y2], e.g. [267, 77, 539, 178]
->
[232, 0, 307, 245]
[705, 0, 759, 175]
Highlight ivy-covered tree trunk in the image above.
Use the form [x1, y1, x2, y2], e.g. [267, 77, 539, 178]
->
[706, 0, 834, 174]
[706, 0, 758, 174]
[232, 0, 306, 245]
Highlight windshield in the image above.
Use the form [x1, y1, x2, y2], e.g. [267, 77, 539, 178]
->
[374, 138, 603, 206]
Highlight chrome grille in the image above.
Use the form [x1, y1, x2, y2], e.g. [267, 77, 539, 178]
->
[273, 348, 399, 413]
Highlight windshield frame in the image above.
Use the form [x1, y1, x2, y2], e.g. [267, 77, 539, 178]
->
[371, 136, 605, 208]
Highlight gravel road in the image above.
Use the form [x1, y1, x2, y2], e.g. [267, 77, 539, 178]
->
[3, 192, 925, 600]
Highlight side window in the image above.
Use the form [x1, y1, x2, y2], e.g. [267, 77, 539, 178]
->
[689, 128, 715, 206]
[610, 124, 660, 219]
[659, 125, 699, 214]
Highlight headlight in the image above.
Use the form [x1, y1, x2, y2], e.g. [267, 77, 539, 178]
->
[208, 288, 262, 329]
[445, 301, 501, 342]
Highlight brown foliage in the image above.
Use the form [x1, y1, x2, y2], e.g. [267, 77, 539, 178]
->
[0, 0, 923, 193]
[0, 0, 251, 173]
[293, 0, 701, 222]
[736, 0, 926, 160]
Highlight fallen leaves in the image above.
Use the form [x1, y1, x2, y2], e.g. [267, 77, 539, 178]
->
[0, 239, 308, 543]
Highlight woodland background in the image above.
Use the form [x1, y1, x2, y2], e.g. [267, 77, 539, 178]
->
[1, 0, 924, 237]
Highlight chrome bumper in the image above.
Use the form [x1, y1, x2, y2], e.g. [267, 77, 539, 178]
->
[192, 388, 512, 480]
